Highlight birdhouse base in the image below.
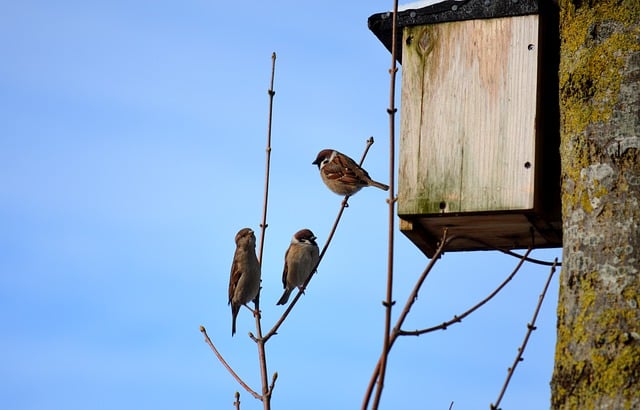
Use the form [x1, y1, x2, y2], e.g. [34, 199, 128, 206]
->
[400, 212, 561, 258]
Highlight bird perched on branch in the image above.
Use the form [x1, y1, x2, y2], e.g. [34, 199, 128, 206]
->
[277, 229, 320, 306]
[312, 149, 389, 196]
[228, 228, 261, 336]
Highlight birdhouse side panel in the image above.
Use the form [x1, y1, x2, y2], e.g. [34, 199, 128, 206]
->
[398, 15, 539, 217]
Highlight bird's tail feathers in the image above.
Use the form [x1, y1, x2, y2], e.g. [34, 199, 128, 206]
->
[276, 289, 292, 306]
[371, 180, 390, 191]
[231, 304, 240, 336]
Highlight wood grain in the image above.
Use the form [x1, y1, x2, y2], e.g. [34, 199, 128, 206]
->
[399, 15, 540, 216]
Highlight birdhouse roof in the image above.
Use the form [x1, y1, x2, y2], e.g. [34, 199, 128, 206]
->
[368, 0, 540, 63]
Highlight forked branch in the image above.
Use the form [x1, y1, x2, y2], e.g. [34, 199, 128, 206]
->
[263, 137, 376, 342]
[200, 326, 260, 400]
[362, 230, 450, 409]
[490, 258, 558, 409]
[398, 247, 532, 336]
[203, 53, 381, 409]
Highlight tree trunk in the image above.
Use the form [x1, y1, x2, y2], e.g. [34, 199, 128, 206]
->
[551, 0, 640, 409]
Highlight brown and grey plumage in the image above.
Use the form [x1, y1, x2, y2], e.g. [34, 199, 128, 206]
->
[312, 149, 389, 196]
[228, 227, 261, 336]
[276, 229, 320, 306]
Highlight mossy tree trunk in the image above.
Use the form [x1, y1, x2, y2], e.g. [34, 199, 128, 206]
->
[551, 0, 640, 409]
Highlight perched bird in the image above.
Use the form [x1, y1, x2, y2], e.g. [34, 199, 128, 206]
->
[312, 149, 389, 196]
[228, 228, 261, 336]
[276, 229, 320, 306]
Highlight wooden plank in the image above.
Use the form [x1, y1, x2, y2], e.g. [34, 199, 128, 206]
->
[398, 15, 539, 216]
[400, 212, 560, 258]
[399, 25, 428, 214]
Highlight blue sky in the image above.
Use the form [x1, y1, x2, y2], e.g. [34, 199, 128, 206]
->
[1, 1, 562, 409]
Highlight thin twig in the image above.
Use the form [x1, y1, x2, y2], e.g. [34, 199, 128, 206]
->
[234, 392, 241, 410]
[359, 136, 375, 165]
[399, 247, 533, 336]
[252, 52, 278, 410]
[372, 0, 400, 406]
[452, 235, 561, 266]
[362, 230, 450, 409]
[257, 51, 277, 266]
[262, 137, 376, 342]
[199, 326, 261, 400]
[490, 258, 558, 410]
[267, 372, 278, 401]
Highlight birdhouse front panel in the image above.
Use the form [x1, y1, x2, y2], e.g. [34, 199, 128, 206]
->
[368, 0, 562, 257]
[398, 15, 540, 217]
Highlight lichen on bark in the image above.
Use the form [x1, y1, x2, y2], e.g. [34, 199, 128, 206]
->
[552, 0, 640, 409]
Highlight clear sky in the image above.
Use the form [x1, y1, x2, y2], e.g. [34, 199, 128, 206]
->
[1, 1, 562, 409]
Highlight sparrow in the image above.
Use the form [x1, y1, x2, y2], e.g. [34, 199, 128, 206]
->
[312, 149, 389, 196]
[276, 229, 320, 306]
[228, 227, 261, 336]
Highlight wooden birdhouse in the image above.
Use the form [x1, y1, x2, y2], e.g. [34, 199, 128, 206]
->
[369, 0, 561, 257]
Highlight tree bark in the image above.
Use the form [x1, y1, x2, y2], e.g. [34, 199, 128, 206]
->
[551, 0, 640, 409]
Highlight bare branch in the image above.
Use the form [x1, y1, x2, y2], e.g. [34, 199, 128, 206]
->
[362, 230, 450, 409]
[257, 51, 277, 266]
[399, 247, 533, 336]
[371, 0, 400, 406]
[263, 137, 376, 342]
[199, 326, 261, 400]
[359, 136, 375, 164]
[452, 235, 560, 266]
[251, 51, 279, 410]
[490, 258, 558, 409]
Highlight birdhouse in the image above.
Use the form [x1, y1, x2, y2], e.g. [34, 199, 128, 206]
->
[369, 0, 561, 257]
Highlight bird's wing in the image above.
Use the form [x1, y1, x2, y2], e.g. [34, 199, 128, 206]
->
[326, 154, 369, 185]
[228, 255, 242, 304]
[282, 247, 290, 288]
